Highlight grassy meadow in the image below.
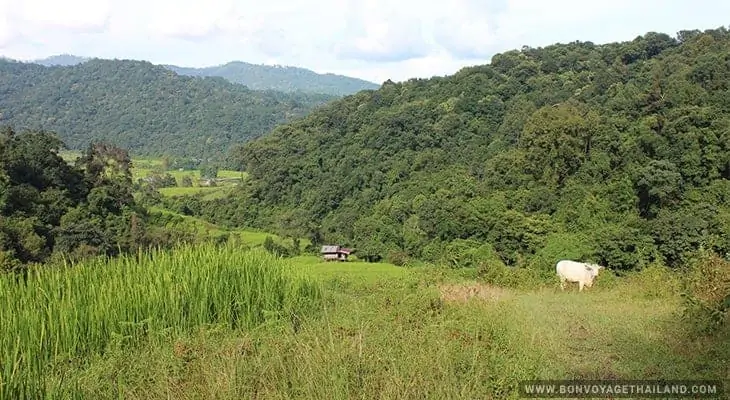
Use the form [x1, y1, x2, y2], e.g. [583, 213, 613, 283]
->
[148, 206, 309, 250]
[59, 150, 245, 199]
[1, 244, 727, 399]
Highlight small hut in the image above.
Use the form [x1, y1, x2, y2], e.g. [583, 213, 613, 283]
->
[320, 245, 353, 262]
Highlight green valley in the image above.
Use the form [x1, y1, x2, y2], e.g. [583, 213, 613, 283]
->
[1, 26, 729, 399]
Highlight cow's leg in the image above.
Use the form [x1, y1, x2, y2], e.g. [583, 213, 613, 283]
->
[559, 278, 566, 290]
[578, 281, 584, 292]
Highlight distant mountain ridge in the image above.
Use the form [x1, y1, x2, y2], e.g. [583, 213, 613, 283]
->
[33, 54, 90, 66]
[30, 54, 380, 96]
[0, 58, 335, 160]
[165, 61, 380, 96]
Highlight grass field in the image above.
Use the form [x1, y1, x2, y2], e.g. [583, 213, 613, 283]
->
[6, 250, 725, 399]
[0, 244, 322, 399]
[58, 151, 245, 198]
[131, 167, 247, 182]
[135, 165, 245, 198]
[148, 206, 310, 250]
[157, 185, 233, 199]
[13, 149, 730, 396]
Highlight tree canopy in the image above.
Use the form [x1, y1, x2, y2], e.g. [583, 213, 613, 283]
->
[204, 27, 730, 270]
[30, 54, 380, 96]
[0, 128, 187, 271]
[0, 59, 336, 161]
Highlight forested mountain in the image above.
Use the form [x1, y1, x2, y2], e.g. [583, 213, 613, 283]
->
[164, 62, 380, 96]
[0, 59, 336, 160]
[28, 54, 379, 95]
[205, 27, 730, 270]
[33, 54, 89, 66]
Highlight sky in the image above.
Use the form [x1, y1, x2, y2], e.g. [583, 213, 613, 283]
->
[0, 0, 728, 83]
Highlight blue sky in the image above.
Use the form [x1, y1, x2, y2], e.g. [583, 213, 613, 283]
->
[0, 0, 728, 83]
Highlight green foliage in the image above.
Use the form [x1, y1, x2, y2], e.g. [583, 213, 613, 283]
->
[681, 252, 730, 334]
[527, 232, 595, 273]
[199, 164, 219, 179]
[0, 129, 190, 268]
[262, 235, 293, 257]
[0, 243, 322, 398]
[0, 59, 335, 161]
[181, 175, 193, 187]
[138, 172, 177, 189]
[623, 261, 681, 299]
[519, 103, 600, 186]
[196, 27, 730, 271]
[31, 55, 381, 96]
[442, 239, 500, 269]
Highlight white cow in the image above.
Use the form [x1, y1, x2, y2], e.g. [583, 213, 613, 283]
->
[556, 260, 604, 292]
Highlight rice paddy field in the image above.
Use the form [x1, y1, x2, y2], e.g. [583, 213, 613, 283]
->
[58, 151, 245, 199]
[1, 243, 728, 399]
[147, 206, 308, 250]
[0, 244, 321, 399]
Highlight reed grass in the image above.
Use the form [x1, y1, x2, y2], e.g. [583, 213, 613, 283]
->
[0, 243, 322, 399]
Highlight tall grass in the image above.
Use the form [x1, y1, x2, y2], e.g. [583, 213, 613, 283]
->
[0, 243, 322, 399]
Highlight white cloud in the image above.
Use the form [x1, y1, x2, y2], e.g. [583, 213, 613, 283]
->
[430, 0, 504, 59]
[17, 0, 111, 32]
[0, 0, 728, 82]
[331, 0, 434, 62]
[144, 0, 234, 39]
[0, 1, 17, 47]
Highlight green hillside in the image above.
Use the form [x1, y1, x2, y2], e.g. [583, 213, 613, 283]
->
[166, 61, 381, 96]
[0, 59, 336, 160]
[205, 28, 730, 270]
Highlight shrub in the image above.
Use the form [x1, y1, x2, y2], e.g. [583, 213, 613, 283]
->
[181, 175, 193, 187]
[263, 236, 292, 258]
[386, 250, 410, 266]
[443, 240, 501, 269]
[624, 261, 680, 299]
[680, 252, 730, 334]
[526, 231, 595, 280]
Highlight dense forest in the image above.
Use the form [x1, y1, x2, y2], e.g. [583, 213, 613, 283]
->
[32, 54, 380, 96]
[0, 128, 194, 271]
[182, 27, 730, 271]
[166, 62, 380, 96]
[0, 59, 336, 160]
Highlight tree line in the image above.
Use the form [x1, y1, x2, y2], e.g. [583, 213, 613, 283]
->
[0, 127, 196, 271]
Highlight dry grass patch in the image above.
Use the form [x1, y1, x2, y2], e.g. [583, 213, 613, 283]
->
[438, 282, 512, 303]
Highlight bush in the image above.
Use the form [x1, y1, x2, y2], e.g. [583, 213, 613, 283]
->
[526, 231, 595, 279]
[478, 263, 544, 290]
[680, 252, 730, 334]
[263, 236, 292, 258]
[625, 261, 680, 299]
[181, 175, 193, 187]
[386, 250, 410, 266]
[442, 240, 501, 269]
[590, 222, 656, 271]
